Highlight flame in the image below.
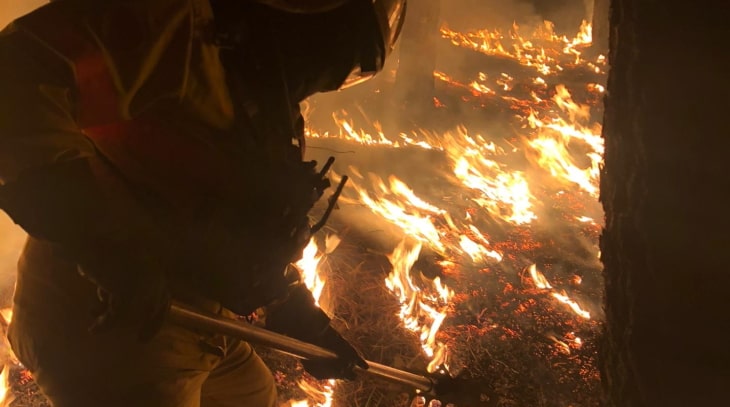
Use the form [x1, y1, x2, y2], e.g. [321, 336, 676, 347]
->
[440, 20, 603, 76]
[296, 239, 328, 307]
[295, 379, 335, 407]
[525, 85, 604, 196]
[550, 293, 591, 319]
[0, 308, 14, 406]
[0, 367, 10, 407]
[344, 172, 447, 252]
[291, 237, 341, 406]
[342, 170, 508, 267]
[301, 22, 604, 401]
[302, 21, 603, 387]
[528, 265, 591, 319]
[385, 240, 454, 372]
[452, 153, 535, 225]
[322, 122, 539, 226]
[529, 264, 553, 289]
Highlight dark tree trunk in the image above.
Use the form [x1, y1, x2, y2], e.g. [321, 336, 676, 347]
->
[600, 0, 730, 406]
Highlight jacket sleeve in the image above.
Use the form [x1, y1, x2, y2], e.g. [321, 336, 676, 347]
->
[0, 24, 175, 293]
[0, 24, 301, 309]
[0, 24, 96, 185]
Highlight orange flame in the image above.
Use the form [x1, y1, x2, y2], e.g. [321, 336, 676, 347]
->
[291, 237, 341, 406]
[301, 18, 603, 402]
[344, 172, 447, 252]
[0, 367, 10, 407]
[526, 85, 604, 196]
[385, 240, 453, 372]
[440, 20, 603, 76]
[295, 235, 340, 307]
[528, 265, 591, 319]
[1, 308, 15, 407]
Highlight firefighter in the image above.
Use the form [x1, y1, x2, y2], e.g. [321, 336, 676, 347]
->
[0, 0, 406, 406]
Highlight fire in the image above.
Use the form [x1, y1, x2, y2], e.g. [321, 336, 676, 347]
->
[525, 85, 604, 196]
[385, 240, 453, 372]
[301, 20, 604, 394]
[440, 20, 604, 76]
[417, 80, 605, 198]
[0, 367, 10, 407]
[1, 308, 14, 406]
[321, 123, 540, 227]
[293, 379, 335, 407]
[528, 265, 591, 319]
[551, 293, 591, 320]
[295, 237, 339, 307]
[344, 172, 447, 252]
[0, 6, 606, 406]
[326, 115, 395, 147]
[341, 170, 508, 267]
[290, 236, 341, 406]
[450, 146, 535, 225]
[529, 264, 553, 289]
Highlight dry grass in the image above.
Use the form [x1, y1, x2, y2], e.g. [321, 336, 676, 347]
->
[259, 218, 602, 407]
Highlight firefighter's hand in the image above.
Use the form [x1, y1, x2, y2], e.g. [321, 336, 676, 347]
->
[302, 326, 369, 380]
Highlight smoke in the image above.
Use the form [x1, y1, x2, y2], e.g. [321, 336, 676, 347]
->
[441, 0, 592, 33]
[441, 0, 542, 32]
[305, 0, 596, 125]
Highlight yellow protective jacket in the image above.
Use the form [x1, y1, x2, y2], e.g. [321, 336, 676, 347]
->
[0, 0, 309, 316]
[0, 0, 241, 190]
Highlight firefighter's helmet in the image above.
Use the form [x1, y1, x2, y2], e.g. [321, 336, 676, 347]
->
[254, 0, 407, 88]
[252, 0, 352, 13]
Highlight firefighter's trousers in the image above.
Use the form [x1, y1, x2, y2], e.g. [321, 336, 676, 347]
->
[7, 237, 277, 407]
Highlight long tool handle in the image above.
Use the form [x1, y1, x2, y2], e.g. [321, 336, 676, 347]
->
[168, 301, 436, 394]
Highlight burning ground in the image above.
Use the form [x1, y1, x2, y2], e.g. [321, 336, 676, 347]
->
[1, 13, 606, 407]
[267, 18, 606, 407]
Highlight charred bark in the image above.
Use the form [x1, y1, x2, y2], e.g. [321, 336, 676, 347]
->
[600, 0, 730, 406]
